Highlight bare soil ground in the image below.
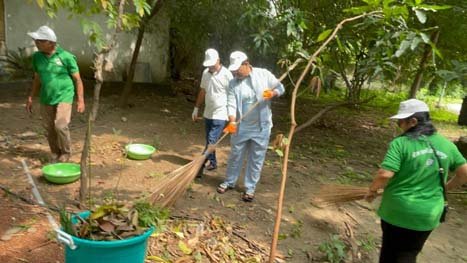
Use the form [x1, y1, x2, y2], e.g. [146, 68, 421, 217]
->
[0, 83, 466, 262]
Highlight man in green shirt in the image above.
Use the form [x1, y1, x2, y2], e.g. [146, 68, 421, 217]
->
[25, 25, 85, 163]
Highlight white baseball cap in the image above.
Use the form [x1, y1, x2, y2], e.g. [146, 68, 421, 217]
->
[27, 25, 57, 42]
[390, 99, 430, 119]
[203, 48, 219, 67]
[228, 51, 248, 71]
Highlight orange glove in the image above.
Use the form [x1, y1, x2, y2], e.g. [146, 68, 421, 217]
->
[223, 122, 237, 134]
[263, 89, 274, 100]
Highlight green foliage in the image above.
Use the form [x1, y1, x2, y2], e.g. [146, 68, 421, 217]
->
[357, 234, 377, 252]
[307, 0, 453, 101]
[59, 209, 76, 236]
[289, 220, 303, 239]
[134, 200, 170, 228]
[169, 0, 312, 74]
[429, 108, 459, 123]
[0, 48, 33, 80]
[362, 88, 460, 123]
[33, 0, 152, 50]
[319, 234, 347, 263]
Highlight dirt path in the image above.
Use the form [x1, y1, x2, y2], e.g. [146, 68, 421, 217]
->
[0, 85, 466, 262]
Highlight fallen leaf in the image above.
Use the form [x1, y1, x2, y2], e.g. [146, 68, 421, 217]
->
[98, 220, 115, 232]
[178, 240, 192, 255]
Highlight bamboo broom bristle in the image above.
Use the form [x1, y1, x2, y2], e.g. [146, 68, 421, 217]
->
[149, 154, 207, 207]
[312, 184, 378, 206]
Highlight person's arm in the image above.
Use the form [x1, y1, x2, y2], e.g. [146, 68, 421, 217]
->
[195, 88, 205, 109]
[365, 168, 394, 202]
[72, 72, 85, 113]
[268, 70, 285, 98]
[26, 73, 41, 113]
[446, 164, 467, 191]
[223, 115, 237, 134]
[192, 88, 205, 121]
[224, 82, 237, 133]
[271, 82, 284, 98]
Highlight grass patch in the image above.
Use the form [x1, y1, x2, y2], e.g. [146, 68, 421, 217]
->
[318, 234, 347, 263]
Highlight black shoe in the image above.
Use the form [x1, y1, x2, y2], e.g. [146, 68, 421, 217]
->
[205, 164, 217, 171]
[242, 192, 254, 202]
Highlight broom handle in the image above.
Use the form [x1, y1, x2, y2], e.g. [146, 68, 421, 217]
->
[206, 66, 295, 153]
[211, 100, 261, 148]
[211, 81, 286, 151]
[203, 101, 260, 156]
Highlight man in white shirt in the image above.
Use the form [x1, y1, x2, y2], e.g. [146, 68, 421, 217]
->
[192, 49, 233, 173]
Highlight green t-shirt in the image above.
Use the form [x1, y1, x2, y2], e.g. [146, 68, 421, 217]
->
[32, 47, 79, 105]
[378, 133, 466, 231]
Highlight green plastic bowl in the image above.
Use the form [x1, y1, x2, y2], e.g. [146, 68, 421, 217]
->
[42, 163, 81, 184]
[126, 144, 156, 160]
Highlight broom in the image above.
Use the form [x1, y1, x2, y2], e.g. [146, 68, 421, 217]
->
[149, 142, 219, 207]
[312, 184, 383, 206]
[312, 183, 466, 207]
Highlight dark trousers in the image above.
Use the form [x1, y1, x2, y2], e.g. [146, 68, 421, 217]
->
[379, 220, 432, 263]
[203, 119, 227, 167]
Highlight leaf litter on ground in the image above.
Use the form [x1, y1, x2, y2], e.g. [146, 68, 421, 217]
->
[147, 215, 276, 262]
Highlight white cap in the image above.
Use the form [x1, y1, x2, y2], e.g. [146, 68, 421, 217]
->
[203, 48, 219, 67]
[228, 51, 248, 71]
[27, 25, 57, 42]
[390, 99, 429, 119]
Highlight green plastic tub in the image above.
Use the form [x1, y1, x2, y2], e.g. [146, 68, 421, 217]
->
[42, 163, 81, 184]
[126, 144, 156, 160]
[63, 211, 155, 263]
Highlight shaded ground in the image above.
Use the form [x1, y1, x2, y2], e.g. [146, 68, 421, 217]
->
[0, 82, 466, 262]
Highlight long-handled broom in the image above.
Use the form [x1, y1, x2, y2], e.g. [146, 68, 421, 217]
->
[312, 183, 465, 207]
[311, 184, 383, 206]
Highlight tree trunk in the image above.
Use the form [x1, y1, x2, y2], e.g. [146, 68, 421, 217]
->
[455, 136, 467, 158]
[79, 0, 126, 203]
[0, 0, 5, 55]
[119, 0, 165, 107]
[436, 81, 446, 108]
[119, 24, 146, 106]
[409, 30, 439, 98]
[80, 53, 104, 204]
[458, 96, 467, 126]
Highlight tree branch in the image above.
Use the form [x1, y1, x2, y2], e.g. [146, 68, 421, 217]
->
[268, 11, 382, 262]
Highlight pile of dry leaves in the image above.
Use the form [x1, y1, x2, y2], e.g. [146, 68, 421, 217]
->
[61, 201, 168, 241]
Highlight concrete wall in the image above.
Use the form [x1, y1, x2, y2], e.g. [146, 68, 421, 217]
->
[3, 0, 169, 83]
[0, 0, 5, 55]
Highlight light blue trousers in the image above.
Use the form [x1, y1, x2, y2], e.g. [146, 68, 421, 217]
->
[224, 125, 271, 194]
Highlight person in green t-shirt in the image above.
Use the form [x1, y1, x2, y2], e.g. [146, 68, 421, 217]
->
[365, 99, 467, 263]
[25, 25, 85, 163]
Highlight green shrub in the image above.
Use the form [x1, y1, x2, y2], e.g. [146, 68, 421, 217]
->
[0, 48, 33, 80]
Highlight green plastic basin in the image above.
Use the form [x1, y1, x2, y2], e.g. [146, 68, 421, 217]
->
[42, 163, 81, 184]
[126, 144, 156, 160]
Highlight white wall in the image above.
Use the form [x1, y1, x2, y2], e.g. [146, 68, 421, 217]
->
[4, 0, 169, 83]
